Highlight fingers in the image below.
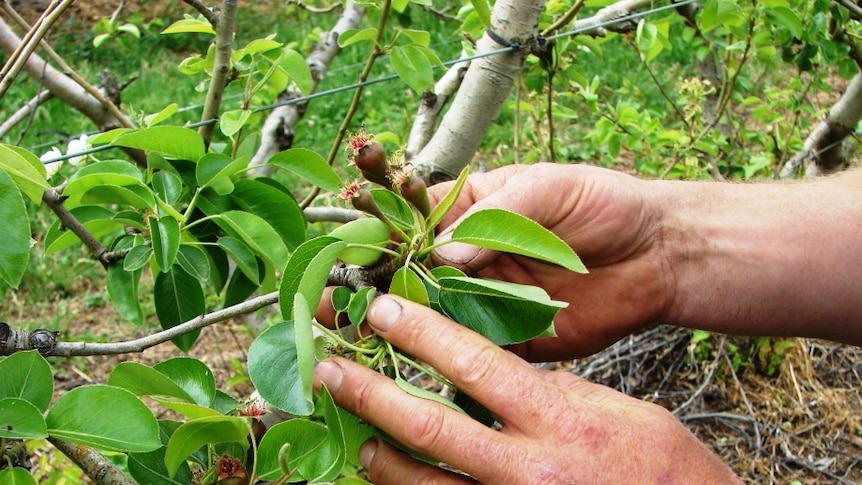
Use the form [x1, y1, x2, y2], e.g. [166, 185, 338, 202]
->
[359, 438, 477, 485]
[313, 357, 512, 482]
[364, 295, 565, 431]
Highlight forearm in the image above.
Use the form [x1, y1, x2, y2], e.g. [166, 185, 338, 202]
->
[656, 170, 862, 345]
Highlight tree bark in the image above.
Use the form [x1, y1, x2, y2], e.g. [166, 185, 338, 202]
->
[0, 17, 130, 131]
[410, 0, 544, 185]
[404, 55, 469, 160]
[780, 72, 862, 178]
[249, 1, 364, 176]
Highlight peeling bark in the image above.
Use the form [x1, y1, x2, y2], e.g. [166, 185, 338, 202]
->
[249, 1, 364, 176]
[48, 438, 137, 485]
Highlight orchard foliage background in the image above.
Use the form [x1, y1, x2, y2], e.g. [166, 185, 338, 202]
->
[1, 0, 861, 483]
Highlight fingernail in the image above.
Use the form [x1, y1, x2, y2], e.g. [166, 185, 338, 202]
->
[359, 438, 378, 470]
[368, 296, 402, 332]
[434, 235, 480, 265]
[314, 360, 344, 395]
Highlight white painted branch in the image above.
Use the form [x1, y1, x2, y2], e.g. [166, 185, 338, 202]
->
[780, 72, 862, 178]
[404, 55, 470, 160]
[570, 0, 654, 35]
[410, 0, 544, 184]
[249, 1, 364, 176]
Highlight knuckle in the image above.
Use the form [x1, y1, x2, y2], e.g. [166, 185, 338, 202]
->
[405, 406, 449, 452]
[452, 343, 501, 389]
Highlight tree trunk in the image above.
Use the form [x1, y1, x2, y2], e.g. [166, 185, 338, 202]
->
[780, 72, 862, 178]
[410, 0, 544, 185]
[248, 1, 364, 176]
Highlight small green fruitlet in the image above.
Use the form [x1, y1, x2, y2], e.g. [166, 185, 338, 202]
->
[329, 217, 390, 266]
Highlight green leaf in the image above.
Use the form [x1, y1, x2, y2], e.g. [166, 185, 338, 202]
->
[165, 416, 249, 477]
[347, 286, 376, 326]
[0, 467, 38, 485]
[394, 376, 463, 413]
[280, 48, 313, 94]
[149, 215, 180, 272]
[764, 6, 802, 38]
[223, 258, 262, 307]
[232, 179, 306, 251]
[338, 27, 378, 47]
[77, 184, 155, 211]
[279, 236, 346, 320]
[267, 148, 341, 193]
[196, 153, 246, 194]
[0, 169, 31, 288]
[220, 109, 252, 138]
[107, 260, 143, 325]
[0, 144, 49, 203]
[124, 245, 152, 271]
[153, 357, 217, 407]
[176, 244, 211, 281]
[469, 0, 491, 28]
[0, 398, 47, 439]
[248, 320, 314, 415]
[107, 362, 195, 402]
[45, 206, 118, 255]
[218, 236, 261, 285]
[331, 286, 353, 312]
[46, 385, 161, 452]
[149, 396, 221, 419]
[64, 161, 144, 197]
[451, 208, 587, 273]
[144, 103, 179, 127]
[129, 448, 194, 485]
[214, 211, 289, 269]
[389, 266, 429, 306]
[0, 351, 53, 412]
[113, 127, 206, 161]
[436, 277, 566, 345]
[426, 166, 469, 231]
[391, 44, 434, 93]
[309, 386, 347, 483]
[152, 170, 184, 206]
[369, 188, 417, 230]
[161, 17, 216, 35]
[154, 266, 205, 351]
[256, 419, 329, 481]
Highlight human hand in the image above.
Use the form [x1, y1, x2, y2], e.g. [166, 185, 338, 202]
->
[427, 163, 674, 359]
[313, 295, 742, 485]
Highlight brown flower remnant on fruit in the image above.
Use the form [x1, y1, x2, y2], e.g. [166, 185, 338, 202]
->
[216, 453, 246, 480]
[238, 402, 267, 419]
[346, 128, 373, 155]
[338, 181, 363, 203]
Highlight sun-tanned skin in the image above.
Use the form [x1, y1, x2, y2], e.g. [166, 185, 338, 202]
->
[314, 163, 862, 484]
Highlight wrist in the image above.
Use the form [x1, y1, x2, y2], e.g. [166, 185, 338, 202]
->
[654, 173, 862, 344]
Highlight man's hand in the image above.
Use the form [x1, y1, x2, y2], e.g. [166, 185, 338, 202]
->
[427, 163, 675, 359]
[313, 295, 742, 485]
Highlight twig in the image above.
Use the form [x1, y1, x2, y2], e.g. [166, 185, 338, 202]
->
[304, 206, 362, 223]
[0, 88, 52, 139]
[249, 0, 364, 176]
[182, 0, 220, 27]
[679, 412, 756, 423]
[301, 0, 394, 209]
[48, 437, 136, 485]
[724, 353, 762, 449]
[0, 0, 74, 99]
[198, 0, 237, 147]
[42, 185, 111, 269]
[1, 3, 136, 130]
[4, 291, 280, 357]
[671, 337, 725, 416]
[835, 0, 862, 21]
